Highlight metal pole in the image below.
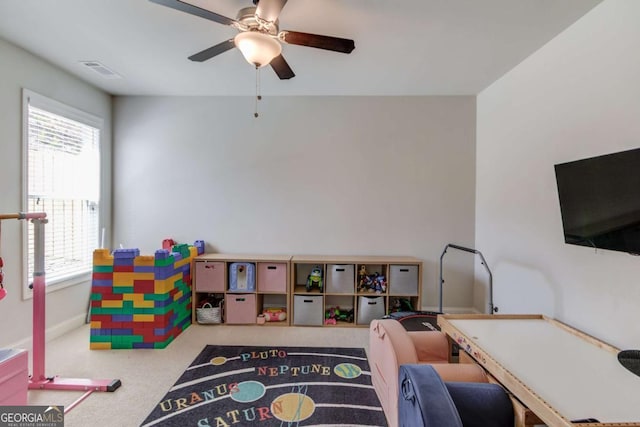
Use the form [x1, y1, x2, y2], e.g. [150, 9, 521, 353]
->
[31, 217, 48, 383]
[439, 243, 496, 314]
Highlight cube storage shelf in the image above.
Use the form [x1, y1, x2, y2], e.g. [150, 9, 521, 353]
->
[193, 254, 291, 326]
[291, 255, 422, 328]
[192, 254, 422, 328]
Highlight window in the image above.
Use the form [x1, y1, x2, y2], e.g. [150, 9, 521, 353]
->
[23, 90, 102, 293]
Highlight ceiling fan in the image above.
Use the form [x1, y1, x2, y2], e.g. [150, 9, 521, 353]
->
[149, 0, 356, 80]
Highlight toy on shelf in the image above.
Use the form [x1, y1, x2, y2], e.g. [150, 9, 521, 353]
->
[374, 273, 387, 293]
[358, 265, 368, 291]
[324, 307, 337, 325]
[324, 306, 354, 324]
[263, 307, 287, 322]
[357, 265, 387, 294]
[306, 265, 323, 292]
[389, 298, 414, 314]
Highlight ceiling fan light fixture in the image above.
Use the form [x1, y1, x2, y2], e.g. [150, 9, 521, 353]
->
[234, 31, 281, 68]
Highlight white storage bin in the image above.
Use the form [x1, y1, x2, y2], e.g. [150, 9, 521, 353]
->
[357, 296, 385, 325]
[326, 264, 355, 294]
[293, 295, 324, 326]
[389, 265, 419, 295]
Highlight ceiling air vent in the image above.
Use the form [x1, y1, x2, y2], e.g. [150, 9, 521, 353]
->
[79, 61, 122, 79]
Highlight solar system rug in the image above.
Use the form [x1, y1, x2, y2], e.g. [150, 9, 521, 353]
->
[140, 345, 387, 427]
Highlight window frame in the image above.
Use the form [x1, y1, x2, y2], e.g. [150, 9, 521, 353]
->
[21, 89, 104, 298]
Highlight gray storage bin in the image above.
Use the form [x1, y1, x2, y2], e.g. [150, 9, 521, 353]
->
[357, 296, 385, 325]
[293, 295, 324, 326]
[390, 265, 419, 295]
[326, 264, 355, 293]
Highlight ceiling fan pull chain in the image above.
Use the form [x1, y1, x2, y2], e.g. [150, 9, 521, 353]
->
[254, 65, 262, 118]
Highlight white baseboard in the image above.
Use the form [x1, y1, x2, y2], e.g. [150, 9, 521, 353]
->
[6, 313, 87, 351]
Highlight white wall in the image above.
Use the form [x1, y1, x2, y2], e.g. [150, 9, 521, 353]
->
[476, 0, 640, 348]
[0, 38, 112, 347]
[113, 95, 477, 311]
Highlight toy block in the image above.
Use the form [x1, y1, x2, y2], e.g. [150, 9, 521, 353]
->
[133, 265, 155, 273]
[90, 241, 200, 349]
[190, 245, 199, 258]
[113, 272, 137, 286]
[93, 249, 114, 265]
[102, 300, 123, 308]
[174, 243, 191, 258]
[133, 280, 155, 293]
[154, 250, 174, 267]
[92, 272, 113, 281]
[153, 266, 175, 280]
[133, 314, 155, 322]
[171, 252, 183, 264]
[122, 293, 137, 302]
[114, 265, 134, 273]
[143, 293, 169, 302]
[93, 265, 113, 273]
[90, 293, 103, 301]
[92, 279, 114, 288]
[90, 342, 112, 350]
[89, 334, 112, 343]
[133, 342, 155, 349]
[100, 294, 123, 302]
[135, 299, 156, 309]
[194, 240, 205, 255]
[174, 257, 190, 270]
[134, 255, 155, 267]
[113, 248, 140, 259]
[113, 314, 133, 322]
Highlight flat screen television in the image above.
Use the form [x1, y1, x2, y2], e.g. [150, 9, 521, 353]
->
[554, 147, 640, 255]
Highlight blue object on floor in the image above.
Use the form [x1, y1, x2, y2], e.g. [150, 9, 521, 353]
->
[398, 364, 514, 427]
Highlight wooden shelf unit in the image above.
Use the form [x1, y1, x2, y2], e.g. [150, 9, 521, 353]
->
[192, 254, 291, 326]
[290, 255, 422, 327]
[192, 254, 422, 327]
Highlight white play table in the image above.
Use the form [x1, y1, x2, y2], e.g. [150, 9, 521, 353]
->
[438, 314, 640, 427]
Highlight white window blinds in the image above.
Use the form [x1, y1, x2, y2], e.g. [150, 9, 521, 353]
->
[25, 94, 101, 287]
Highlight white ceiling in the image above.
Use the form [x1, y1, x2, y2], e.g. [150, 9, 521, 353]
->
[0, 0, 602, 96]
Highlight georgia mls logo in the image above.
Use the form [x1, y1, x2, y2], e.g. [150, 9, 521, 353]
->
[0, 405, 64, 427]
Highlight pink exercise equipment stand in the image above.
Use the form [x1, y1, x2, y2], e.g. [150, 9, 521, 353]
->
[0, 212, 121, 413]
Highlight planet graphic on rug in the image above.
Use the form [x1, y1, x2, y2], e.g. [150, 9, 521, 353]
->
[270, 392, 315, 422]
[333, 362, 362, 379]
[229, 380, 266, 403]
[209, 356, 228, 366]
[229, 381, 317, 422]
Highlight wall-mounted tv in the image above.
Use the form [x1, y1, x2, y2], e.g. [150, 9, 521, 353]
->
[554, 147, 640, 255]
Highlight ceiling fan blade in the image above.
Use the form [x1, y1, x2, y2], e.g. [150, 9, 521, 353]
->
[255, 0, 288, 23]
[149, 0, 236, 26]
[188, 39, 235, 62]
[280, 31, 355, 54]
[270, 54, 295, 80]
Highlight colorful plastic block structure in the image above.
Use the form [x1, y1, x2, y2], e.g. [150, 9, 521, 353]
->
[89, 240, 205, 349]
